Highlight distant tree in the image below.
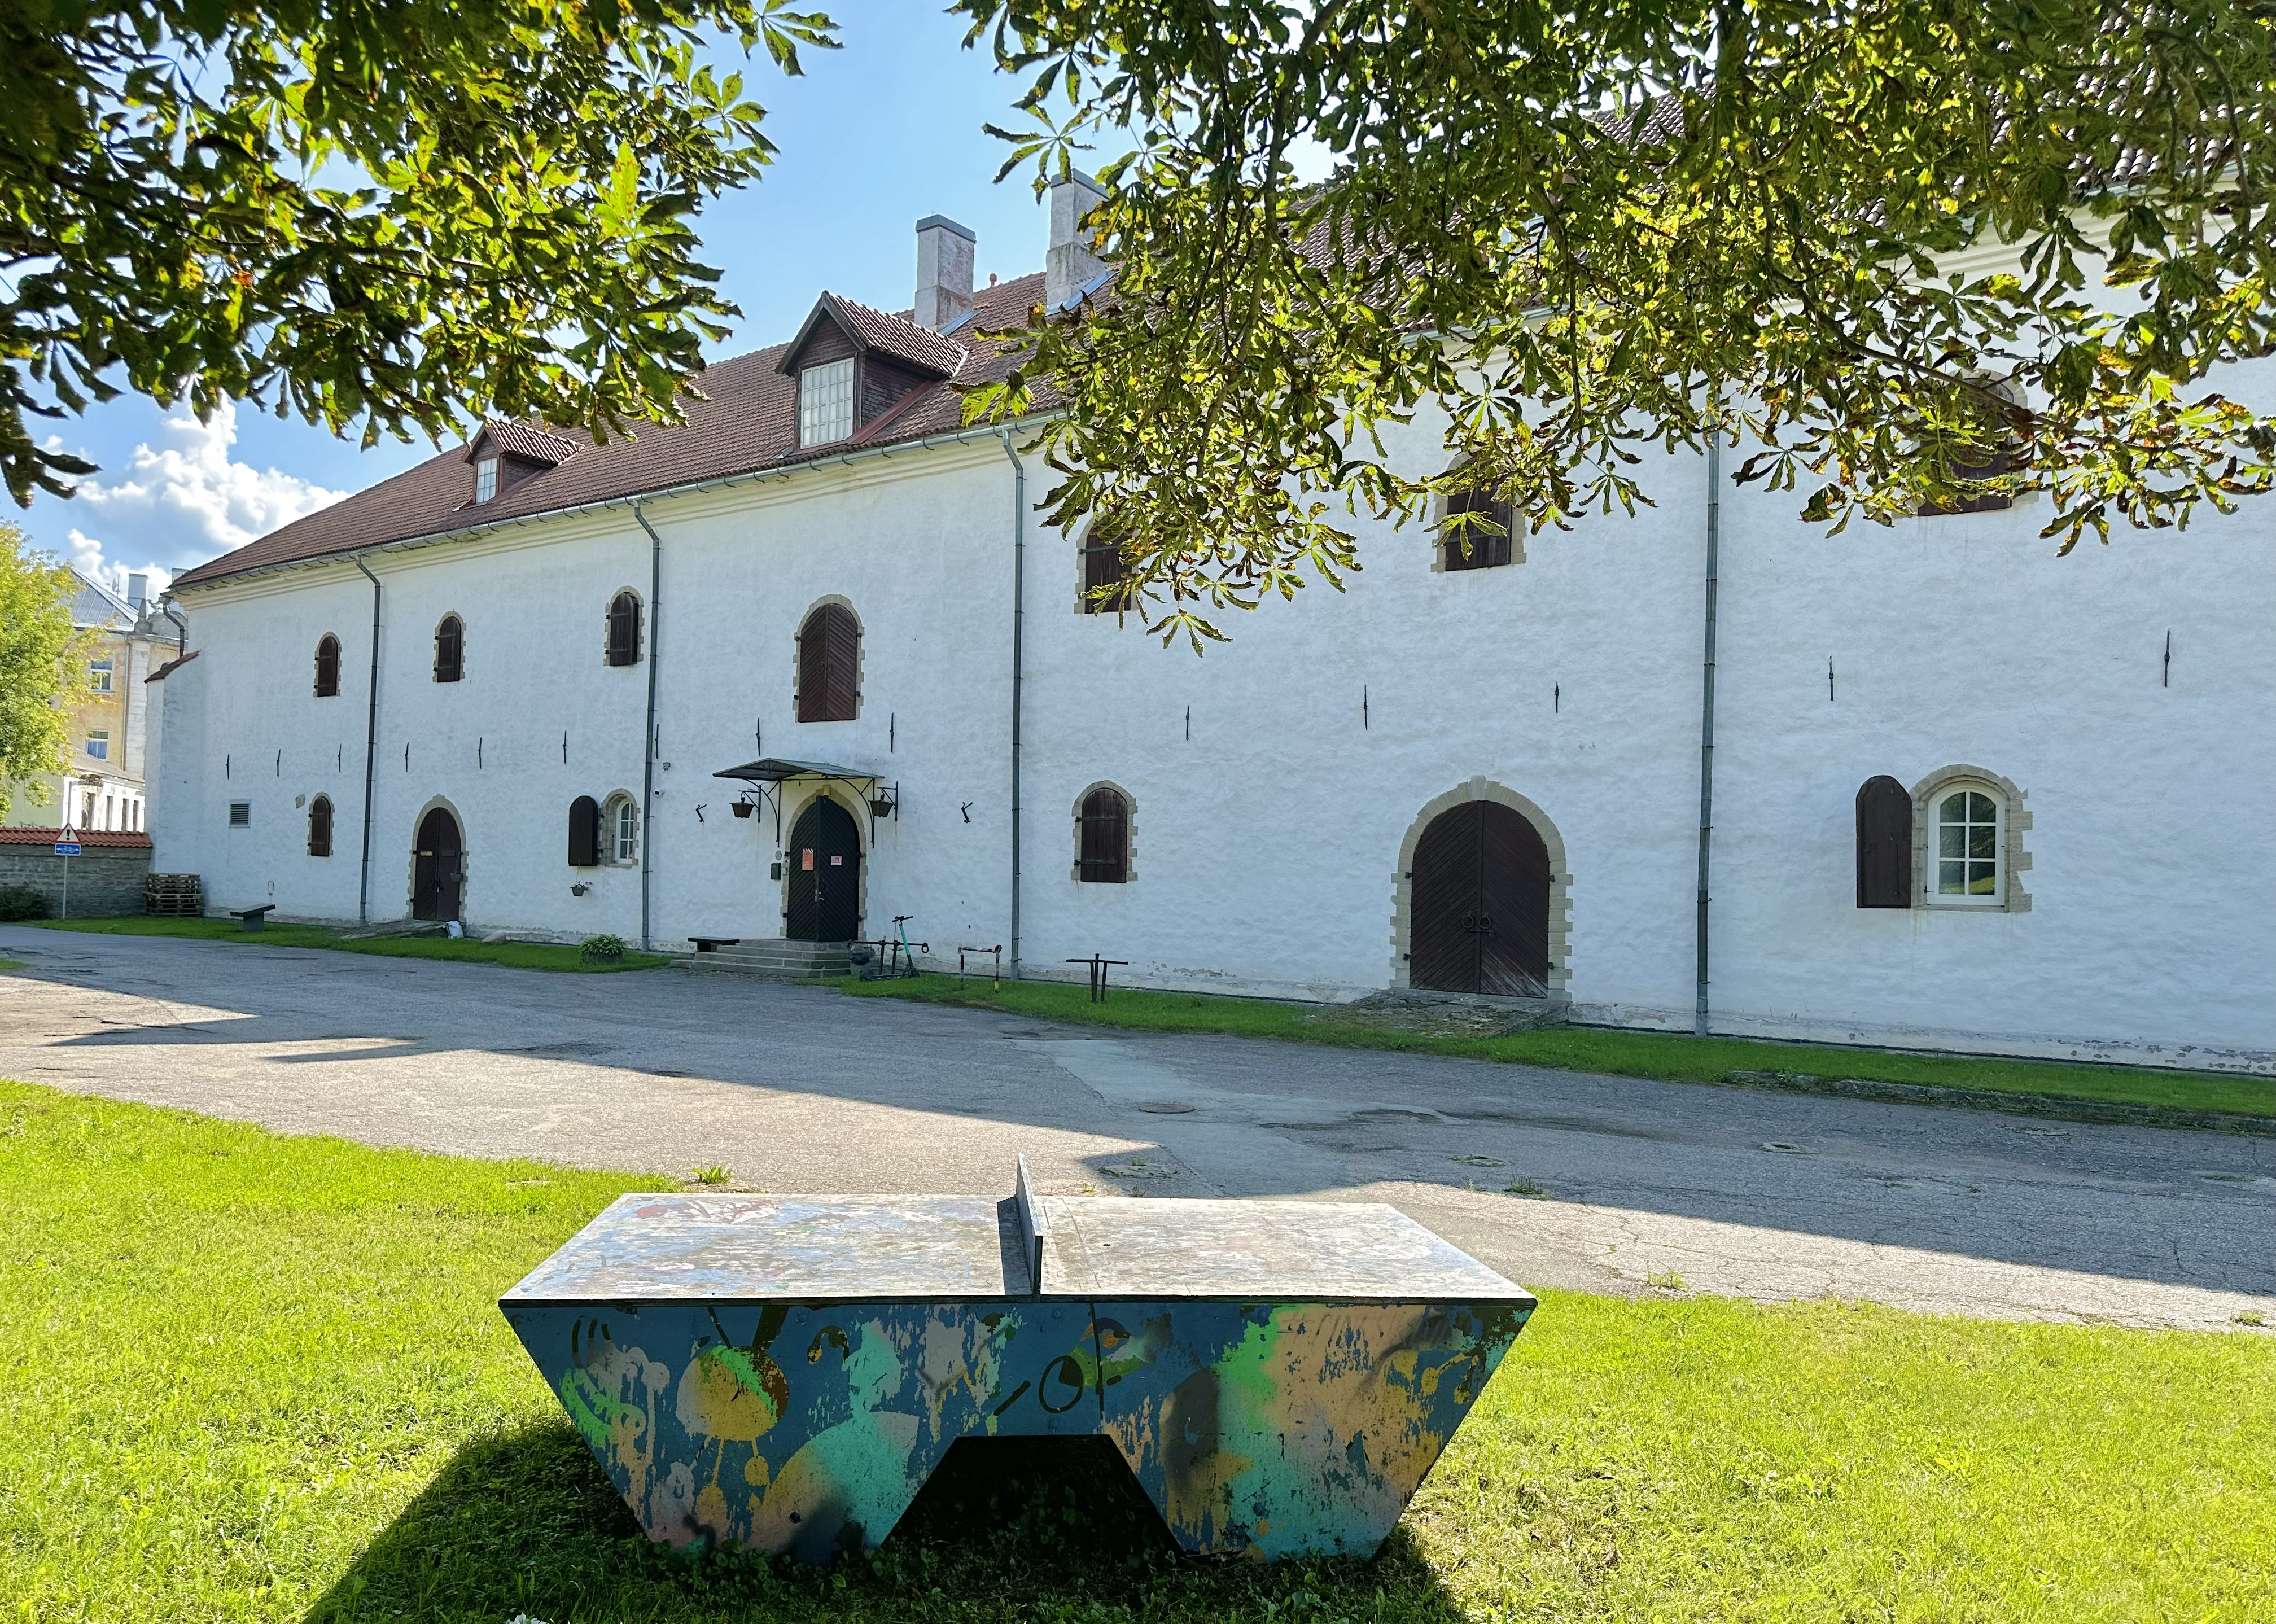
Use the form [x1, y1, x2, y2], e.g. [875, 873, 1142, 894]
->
[1, 0, 837, 508]
[0, 526, 88, 820]
[957, 1, 2276, 644]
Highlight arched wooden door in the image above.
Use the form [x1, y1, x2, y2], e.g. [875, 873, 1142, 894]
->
[1409, 800, 1551, 996]
[785, 798, 861, 942]
[411, 808, 463, 922]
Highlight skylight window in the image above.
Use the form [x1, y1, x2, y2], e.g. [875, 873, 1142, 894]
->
[799, 358, 855, 447]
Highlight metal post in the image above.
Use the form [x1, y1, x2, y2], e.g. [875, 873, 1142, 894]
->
[59, 852, 69, 921]
[1693, 410, 1722, 1038]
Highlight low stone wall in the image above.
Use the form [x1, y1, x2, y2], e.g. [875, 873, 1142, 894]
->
[0, 844, 152, 917]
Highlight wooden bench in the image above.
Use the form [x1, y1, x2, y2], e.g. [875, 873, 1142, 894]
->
[687, 936, 742, 953]
[226, 904, 276, 933]
[501, 1156, 1534, 1565]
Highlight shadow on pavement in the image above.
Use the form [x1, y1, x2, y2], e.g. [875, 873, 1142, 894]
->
[302, 1421, 1470, 1622]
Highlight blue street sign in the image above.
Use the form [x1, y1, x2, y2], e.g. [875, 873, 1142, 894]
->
[52, 841, 81, 856]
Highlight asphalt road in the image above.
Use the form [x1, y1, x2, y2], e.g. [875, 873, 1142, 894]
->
[3, 926, 2270, 1332]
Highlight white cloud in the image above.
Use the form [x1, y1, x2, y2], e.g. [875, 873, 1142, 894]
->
[69, 399, 345, 584]
[64, 530, 170, 606]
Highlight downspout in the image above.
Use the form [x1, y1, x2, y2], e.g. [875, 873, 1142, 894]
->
[999, 431, 1025, 979]
[160, 601, 187, 658]
[1693, 412, 1722, 1038]
[352, 554, 383, 927]
[632, 502, 664, 953]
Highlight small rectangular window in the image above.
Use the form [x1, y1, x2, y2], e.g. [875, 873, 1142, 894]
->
[474, 456, 500, 504]
[86, 730, 110, 760]
[89, 660, 114, 693]
[799, 358, 856, 447]
[614, 800, 638, 863]
[228, 802, 251, 828]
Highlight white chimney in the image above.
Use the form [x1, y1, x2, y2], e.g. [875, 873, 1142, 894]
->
[1046, 171, 1110, 313]
[913, 215, 977, 331]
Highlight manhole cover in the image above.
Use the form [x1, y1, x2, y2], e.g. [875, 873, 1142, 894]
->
[1762, 1141, 1807, 1154]
[1137, 1102, 1195, 1114]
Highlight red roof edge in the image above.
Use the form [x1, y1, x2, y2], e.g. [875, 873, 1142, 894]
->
[0, 828, 152, 848]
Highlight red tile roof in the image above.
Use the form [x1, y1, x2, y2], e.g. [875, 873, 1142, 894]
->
[0, 828, 153, 848]
[170, 272, 1052, 590]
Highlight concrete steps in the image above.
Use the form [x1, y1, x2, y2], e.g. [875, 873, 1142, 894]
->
[671, 939, 853, 982]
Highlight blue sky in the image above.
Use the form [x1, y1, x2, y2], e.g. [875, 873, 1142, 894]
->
[16, 4, 1067, 598]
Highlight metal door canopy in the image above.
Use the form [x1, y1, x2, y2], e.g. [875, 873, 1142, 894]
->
[501, 1162, 1536, 1565]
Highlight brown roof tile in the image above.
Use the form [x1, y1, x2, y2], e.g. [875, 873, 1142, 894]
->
[470, 419, 581, 465]
[0, 828, 152, 848]
[171, 272, 1052, 590]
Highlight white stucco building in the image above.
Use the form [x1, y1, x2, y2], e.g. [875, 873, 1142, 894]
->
[152, 194, 2276, 1075]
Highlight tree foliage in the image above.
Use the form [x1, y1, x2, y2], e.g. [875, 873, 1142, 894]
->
[955, 1, 2276, 642]
[1, 0, 837, 507]
[0, 524, 89, 819]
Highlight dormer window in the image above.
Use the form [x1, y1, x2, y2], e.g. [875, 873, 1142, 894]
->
[474, 456, 500, 504]
[799, 358, 856, 448]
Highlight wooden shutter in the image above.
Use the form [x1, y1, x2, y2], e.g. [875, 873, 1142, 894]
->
[1855, 775, 1914, 908]
[798, 606, 858, 722]
[1443, 490, 1514, 570]
[568, 796, 602, 867]
[308, 796, 332, 857]
[1082, 529, 1132, 613]
[1077, 788, 1128, 882]
[434, 616, 463, 682]
[314, 636, 340, 697]
[606, 593, 641, 667]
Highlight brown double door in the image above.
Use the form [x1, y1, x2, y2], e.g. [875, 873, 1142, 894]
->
[1409, 800, 1551, 996]
[412, 808, 462, 921]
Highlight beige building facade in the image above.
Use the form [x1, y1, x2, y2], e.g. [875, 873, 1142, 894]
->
[3, 571, 175, 835]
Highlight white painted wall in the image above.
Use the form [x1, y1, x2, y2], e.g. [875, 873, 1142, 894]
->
[157, 420, 2276, 1073]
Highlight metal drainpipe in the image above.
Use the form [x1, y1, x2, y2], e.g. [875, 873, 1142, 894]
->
[999, 431, 1025, 979]
[632, 502, 664, 953]
[1693, 413, 1722, 1038]
[352, 554, 384, 926]
[160, 601, 187, 658]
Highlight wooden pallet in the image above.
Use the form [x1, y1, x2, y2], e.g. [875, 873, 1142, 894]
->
[145, 873, 203, 917]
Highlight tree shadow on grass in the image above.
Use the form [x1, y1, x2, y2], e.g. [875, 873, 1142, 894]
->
[306, 1421, 1474, 1623]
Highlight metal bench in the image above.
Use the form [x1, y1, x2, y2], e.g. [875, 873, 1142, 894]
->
[501, 1156, 1534, 1564]
[226, 904, 276, 932]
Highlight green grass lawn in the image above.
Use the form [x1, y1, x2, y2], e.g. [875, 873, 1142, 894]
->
[1, 1080, 2268, 1622]
[839, 974, 2276, 1120]
[15, 914, 669, 973]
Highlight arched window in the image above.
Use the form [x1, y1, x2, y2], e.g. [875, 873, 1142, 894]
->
[1075, 785, 1131, 884]
[433, 615, 464, 682]
[606, 590, 643, 667]
[1932, 785, 2002, 903]
[605, 793, 640, 864]
[796, 603, 860, 722]
[314, 634, 341, 697]
[1079, 526, 1133, 614]
[567, 796, 602, 867]
[1441, 481, 1515, 571]
[307, 794, 334, 857]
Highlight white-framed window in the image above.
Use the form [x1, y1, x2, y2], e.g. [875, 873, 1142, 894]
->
[86, 729, 109, 761]
[1931, 785, 2002, 904]
[799, 357, 856, 447]
[82, 791, 97, 828]
[474, 456, 500, 504]
[89, 659, 113, 693]
[609, 795, 639, 864]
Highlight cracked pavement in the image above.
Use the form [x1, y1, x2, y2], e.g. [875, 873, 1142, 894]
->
[3, 926, 2270, 1333]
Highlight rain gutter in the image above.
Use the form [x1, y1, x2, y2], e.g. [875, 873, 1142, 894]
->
[352, 553, 384, 927]
[631, 502, 665, 953]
